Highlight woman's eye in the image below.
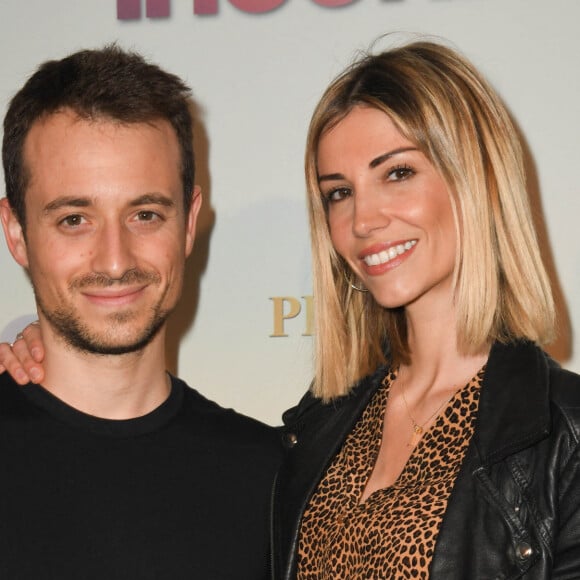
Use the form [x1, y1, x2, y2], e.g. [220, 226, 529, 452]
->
[388, 165, 414, 181]
[325, 187, 351, 203]
[59, 214, 85, 228]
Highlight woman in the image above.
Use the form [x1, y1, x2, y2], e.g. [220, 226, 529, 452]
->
[4, 41, 580, 578]
[271, 41, 580, 579]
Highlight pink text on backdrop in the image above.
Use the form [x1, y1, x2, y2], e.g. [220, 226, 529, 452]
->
[117, 0, 359, 19]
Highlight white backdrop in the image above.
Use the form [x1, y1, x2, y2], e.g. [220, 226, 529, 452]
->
[0, 0, 578, 425]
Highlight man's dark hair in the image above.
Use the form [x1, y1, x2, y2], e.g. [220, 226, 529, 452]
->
[2, 44, 195, 225]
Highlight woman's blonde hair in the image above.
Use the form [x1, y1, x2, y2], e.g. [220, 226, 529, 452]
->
[306, 40, 555, 401]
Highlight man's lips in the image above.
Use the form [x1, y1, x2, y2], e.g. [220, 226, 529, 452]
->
[81, 285, 148, 306]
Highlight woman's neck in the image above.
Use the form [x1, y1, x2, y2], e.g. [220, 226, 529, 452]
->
[401, 297, 489, 396]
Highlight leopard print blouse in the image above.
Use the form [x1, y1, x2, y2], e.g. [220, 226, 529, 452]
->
[297, 367, 484, 579]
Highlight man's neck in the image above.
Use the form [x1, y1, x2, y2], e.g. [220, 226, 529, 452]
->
[38, 327, 171, 420]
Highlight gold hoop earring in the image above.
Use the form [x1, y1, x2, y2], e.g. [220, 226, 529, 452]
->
[343, 270, 368, 293]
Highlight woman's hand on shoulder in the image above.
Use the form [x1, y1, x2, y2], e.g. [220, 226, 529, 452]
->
[0, 322, 45, 384]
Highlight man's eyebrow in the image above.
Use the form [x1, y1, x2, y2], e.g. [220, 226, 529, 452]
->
[43, 194, 176, 214]
[43, 197, 91, 213]
[318, 146, 419, 182]
[129, 194, 175, 208]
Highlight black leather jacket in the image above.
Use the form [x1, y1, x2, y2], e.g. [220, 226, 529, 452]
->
[271, 341, 580, 579]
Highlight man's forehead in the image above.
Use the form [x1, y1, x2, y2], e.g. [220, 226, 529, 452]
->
[22, 111, 184, 211]
[23, 110, 180, 173]
[26, 109, 175, 142]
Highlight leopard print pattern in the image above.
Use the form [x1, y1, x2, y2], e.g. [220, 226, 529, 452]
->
[297, 367, 484, 579]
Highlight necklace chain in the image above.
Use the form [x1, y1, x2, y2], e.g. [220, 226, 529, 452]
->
[399, 377, 457, 448]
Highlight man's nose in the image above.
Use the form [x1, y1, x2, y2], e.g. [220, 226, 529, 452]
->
[90, 222, 137, 279]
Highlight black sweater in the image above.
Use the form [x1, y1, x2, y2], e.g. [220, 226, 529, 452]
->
[0, 374, 282, 579]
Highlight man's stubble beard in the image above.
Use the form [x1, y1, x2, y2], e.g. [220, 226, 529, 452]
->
[34, 268, 174, 356]
[39, 301, 169, 355]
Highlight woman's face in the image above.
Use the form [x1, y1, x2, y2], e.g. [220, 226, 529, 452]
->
[317, 106, 457, 312]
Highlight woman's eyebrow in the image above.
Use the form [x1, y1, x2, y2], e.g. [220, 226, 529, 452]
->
[369, 147, 418, 169]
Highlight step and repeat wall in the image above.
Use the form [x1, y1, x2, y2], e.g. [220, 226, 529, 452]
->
[0, 0, 578, 424]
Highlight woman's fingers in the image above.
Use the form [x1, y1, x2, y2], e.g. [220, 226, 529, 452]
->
[0, 322, 45, 384]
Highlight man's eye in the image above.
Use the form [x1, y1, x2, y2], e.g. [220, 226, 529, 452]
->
[137, 211, 159, 222]
[59, 214, 85, 227]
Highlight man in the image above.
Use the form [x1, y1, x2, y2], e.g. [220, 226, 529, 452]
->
[0, 45, 281, 579]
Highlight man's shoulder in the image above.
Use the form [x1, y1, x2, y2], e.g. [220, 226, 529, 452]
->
[171, 375, 282, 450]
[0, 373, 31, 416]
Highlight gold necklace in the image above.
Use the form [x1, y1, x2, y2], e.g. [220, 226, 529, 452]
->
[399, 378, 457, 448]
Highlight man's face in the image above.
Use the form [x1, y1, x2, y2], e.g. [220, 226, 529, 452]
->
[1, 110, 200, 355]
